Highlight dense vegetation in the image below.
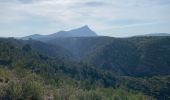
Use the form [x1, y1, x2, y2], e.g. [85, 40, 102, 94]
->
[1, 68, 151, 100]
[46, 36, 170, 76]
[0, 36, 170, 100]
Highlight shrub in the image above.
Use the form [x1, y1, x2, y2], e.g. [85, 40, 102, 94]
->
[0, 69, 45, 100]
[22, 80, 44, 100]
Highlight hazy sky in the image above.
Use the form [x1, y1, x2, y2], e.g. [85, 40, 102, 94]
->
[0, 0, 170, 37]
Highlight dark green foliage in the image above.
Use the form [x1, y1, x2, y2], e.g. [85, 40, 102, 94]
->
[85, 37, 170, 76]
[45, 36, 170, 76]
[2, 36, 170, 76]
[116, 76, 170, 100]
[54, 87, 151, 100]
[22, 44, 32, 52]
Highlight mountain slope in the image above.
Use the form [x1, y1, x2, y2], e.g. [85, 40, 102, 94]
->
[22, 34, 45, 40]
[44, 36, 170, 76]
[86, 37, 170, 76]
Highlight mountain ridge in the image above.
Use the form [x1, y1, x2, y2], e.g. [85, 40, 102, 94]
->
[135, 33, 170, 37]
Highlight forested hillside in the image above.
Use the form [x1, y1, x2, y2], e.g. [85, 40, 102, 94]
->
[45, 36, 170, 76]
[86, 37, 170, 76]
[0, 37, 170, 99]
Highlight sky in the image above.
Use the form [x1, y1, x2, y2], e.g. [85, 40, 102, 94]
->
[0, 0, 170, 37]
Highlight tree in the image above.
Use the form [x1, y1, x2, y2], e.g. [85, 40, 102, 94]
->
[22, 44, 31, 52]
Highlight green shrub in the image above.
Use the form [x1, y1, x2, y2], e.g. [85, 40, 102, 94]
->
[54, 85, 76, 100]
[71, 90, 103, 100]
[0, 81, 22, 100]
[22, 80, 44, 100]
[0, 69, 45, 100]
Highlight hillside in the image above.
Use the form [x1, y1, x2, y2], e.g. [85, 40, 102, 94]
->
[43, 36, 170, 76]
[21, 27, 170, 77]
[0, 38, 170, 99]
[86, 37, 170, 76]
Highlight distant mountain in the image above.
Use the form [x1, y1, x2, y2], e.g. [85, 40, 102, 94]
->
[137, 33, 170, 37]
[55, 25, 97, 37]
[22, 25, 97, 41]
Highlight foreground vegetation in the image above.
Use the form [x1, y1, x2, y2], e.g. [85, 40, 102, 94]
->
[0, 68, 151, 100]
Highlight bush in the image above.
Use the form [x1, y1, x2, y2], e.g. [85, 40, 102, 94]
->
[22, 80, 44, 100]
[71, 90, 103, 100]
[0, 69, 45, 100]
[0, 81, 22, 100]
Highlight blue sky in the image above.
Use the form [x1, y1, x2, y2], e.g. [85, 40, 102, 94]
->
[0, 0, 170, 37]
